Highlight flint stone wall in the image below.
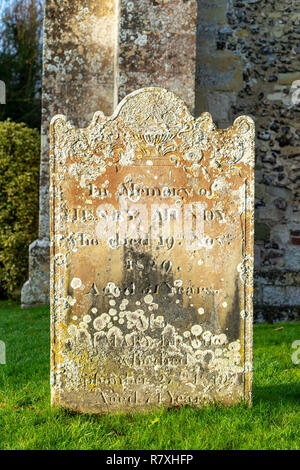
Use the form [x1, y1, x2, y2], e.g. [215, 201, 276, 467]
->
[196, 0, 300, 321]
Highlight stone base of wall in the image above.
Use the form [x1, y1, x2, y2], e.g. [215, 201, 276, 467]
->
[254, 268, 300, 323]
[254, 305, 300, 324]
[21, 238, 50, 309]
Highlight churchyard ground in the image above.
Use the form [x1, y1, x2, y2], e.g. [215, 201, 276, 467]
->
[0, 300, 299, 450]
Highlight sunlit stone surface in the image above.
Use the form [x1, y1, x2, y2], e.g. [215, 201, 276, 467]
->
[50, 88, 254, 413]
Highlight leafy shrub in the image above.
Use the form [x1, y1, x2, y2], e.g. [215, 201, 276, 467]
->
[0, 119, 40, 298]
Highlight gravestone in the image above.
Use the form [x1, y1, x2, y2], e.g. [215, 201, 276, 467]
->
[50, 88, 254, 413]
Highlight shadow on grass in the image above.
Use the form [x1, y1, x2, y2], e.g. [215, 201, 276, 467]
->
[0, 299, 20, 310]
[253, 382, 300, 405]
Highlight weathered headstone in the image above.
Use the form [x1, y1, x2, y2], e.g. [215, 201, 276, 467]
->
[50, 88, 254, 413]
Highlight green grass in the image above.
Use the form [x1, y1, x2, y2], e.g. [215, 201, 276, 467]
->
[0, 300, 299, 450]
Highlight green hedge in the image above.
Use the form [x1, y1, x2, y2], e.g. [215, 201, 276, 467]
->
[0, 120, 40, 298]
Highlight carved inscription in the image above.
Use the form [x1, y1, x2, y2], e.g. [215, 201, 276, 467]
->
[50, 88, 254, 413]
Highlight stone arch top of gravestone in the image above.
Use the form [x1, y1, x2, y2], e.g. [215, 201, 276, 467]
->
[50, 87, 254, 414]
[50, 87, 254, 166]
[51, 86, 254, 128]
